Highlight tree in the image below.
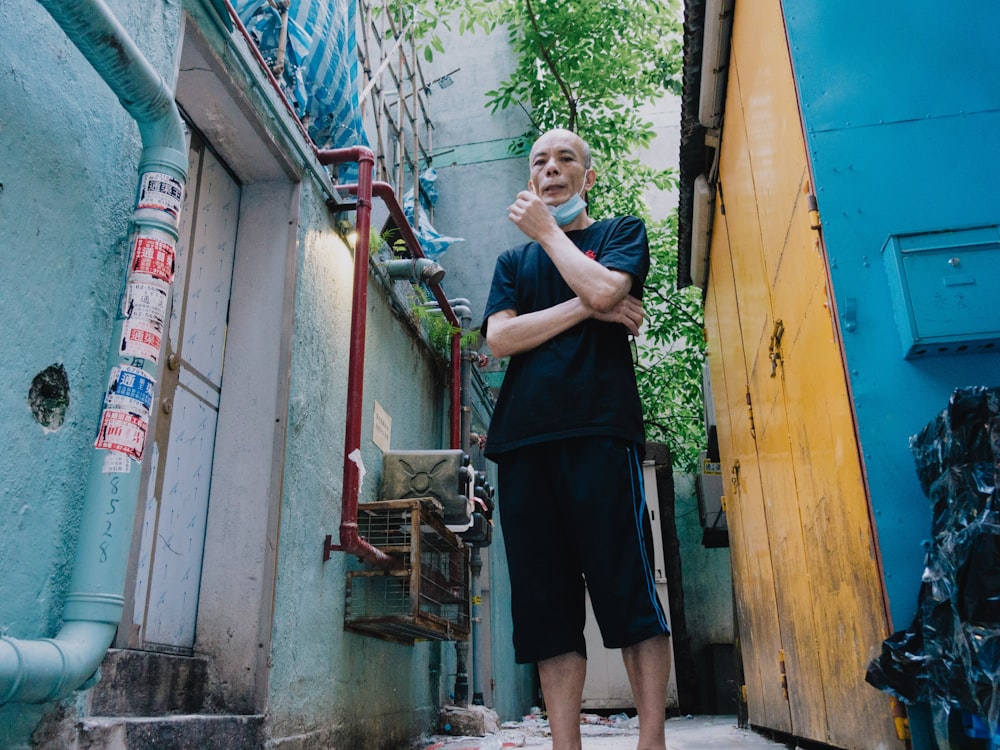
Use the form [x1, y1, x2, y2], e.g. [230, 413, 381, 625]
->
[398, 0, 706, 471]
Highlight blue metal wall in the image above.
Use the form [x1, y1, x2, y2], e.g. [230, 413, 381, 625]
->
[783, 0, 1000, 630]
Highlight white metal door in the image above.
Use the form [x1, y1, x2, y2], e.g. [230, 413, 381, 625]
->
[131, 132, 239, 652]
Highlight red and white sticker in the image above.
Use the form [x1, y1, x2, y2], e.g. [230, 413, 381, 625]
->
[120, 280, 168, 362]
[120, 321, 162, 363]
[95, 408, 148, 461]
[137, 171, 183, 223]
[131, 235, 175, 284]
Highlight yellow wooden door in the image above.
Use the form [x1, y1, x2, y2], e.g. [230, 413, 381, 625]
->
[701, 0, 903, 746]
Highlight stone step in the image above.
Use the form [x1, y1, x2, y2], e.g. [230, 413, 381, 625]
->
[78, 714, 264, 750]
[90, 649, 208, 717]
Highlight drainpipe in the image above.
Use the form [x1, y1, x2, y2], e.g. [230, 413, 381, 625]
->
[337, 180, 463, 450]
[446, 298, 476, 706]
[383, 258, 446, 286]
[316, 148, 397, 571]
[450, 298, 487, 705]
[319, 167, 466, 566]
[0, 0, 188, 705]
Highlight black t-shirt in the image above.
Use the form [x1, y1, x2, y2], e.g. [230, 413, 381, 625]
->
[481, 216, 650, 459]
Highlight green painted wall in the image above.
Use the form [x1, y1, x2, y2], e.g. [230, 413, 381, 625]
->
[0, 1, 509, 747]
[265, 179, 454, 745]
[0, 0, 180, 744]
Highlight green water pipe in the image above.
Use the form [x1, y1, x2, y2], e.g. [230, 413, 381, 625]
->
[0, 0, 188, 705]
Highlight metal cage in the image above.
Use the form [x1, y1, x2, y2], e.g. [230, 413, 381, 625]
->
[344, 498, 470, 644]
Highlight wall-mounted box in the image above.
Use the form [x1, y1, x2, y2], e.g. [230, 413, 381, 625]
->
[380, 449, 472, 526]
[882, 225, 1000, 358]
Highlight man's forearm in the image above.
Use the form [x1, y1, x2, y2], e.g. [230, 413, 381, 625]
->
[537, 230, 632, 312]
[486, 298, 592, 359]
[486, 293, 643, 360]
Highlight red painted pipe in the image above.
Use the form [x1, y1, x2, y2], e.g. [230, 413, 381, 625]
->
[339, 180, 462, 449]
[229, 10, 414, 568]
[316, 147, 396, 570]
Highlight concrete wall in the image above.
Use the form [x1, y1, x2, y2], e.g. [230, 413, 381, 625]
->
[0, 0, 182, 742]
[0, 1, 472, 746]
[419, 19, 541, 722]
[421, 23, 535, 325]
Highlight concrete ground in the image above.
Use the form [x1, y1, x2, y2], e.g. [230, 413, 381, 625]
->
[423, 714, 796, 750]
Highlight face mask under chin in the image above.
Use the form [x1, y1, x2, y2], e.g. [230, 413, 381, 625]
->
[547, 188, 587, 226]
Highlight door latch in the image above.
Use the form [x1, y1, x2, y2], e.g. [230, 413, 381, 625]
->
[769, 319, 784, 377]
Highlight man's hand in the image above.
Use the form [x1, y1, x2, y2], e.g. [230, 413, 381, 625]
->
[507, 188, 560, 244]
[590, 294, 644, 335]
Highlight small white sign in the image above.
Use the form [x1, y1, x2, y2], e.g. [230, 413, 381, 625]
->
[373, 401, 391, 452]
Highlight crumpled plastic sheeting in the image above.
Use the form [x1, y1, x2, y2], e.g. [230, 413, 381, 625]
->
[402, 169, 464, 260]
[867, 386, 1000, 739]
[234, 0, 368, 180]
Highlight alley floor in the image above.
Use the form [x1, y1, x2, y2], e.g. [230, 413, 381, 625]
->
[422, 714, 797, 750]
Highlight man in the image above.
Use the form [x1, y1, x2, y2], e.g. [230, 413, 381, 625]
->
[481, 128, 672, 750]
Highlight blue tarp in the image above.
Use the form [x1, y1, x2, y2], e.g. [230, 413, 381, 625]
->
[235, 2, 463, 255]
[234, 0, 366, 156]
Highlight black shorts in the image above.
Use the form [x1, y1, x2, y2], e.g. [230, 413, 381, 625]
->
[495, 436, 670, 664]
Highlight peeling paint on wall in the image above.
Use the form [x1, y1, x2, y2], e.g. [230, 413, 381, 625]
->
[28, 363, 70, 432]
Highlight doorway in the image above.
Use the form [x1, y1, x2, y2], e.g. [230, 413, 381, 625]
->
[129, 129, 240, 654]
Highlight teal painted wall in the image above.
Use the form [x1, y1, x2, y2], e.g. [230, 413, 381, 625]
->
[0, 1, 515, 747]
[0, 0, 181, 744]
[783, 0, 1000, 634]
[266, 178, 455, 745]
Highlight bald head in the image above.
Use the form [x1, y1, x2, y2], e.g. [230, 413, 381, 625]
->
[530, 129, 593, 169]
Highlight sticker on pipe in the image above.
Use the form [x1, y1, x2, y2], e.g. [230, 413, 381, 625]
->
[101, 451, 132, 475]
[137, 172, 183, 222]
[95, 408, 148, 461]
[130, 235, 176, 284]
[104, 365, 155, 418]
[120, 281, 168, 362]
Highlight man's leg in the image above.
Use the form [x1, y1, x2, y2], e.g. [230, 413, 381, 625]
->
[622, 634, 671, 750]
[538, 651, 587, 750]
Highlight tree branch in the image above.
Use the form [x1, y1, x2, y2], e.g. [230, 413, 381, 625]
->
[523, 0, 577, 129]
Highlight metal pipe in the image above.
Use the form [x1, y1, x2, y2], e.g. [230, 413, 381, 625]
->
[316, 148, 397, 571]
[0, 0, 188, 705]
[383, 258, 445, 286]
[338, 180, 463, 450]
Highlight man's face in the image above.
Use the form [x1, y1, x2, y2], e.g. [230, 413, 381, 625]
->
[528, 131, 594, 206]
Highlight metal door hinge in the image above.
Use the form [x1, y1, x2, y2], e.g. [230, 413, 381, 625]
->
[778, 649, 789, 701]
[808, 193, 821, 230]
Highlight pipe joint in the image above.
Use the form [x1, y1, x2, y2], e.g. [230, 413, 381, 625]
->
[384, 258, 446, 286]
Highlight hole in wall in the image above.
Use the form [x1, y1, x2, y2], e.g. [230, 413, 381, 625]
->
[28, 363, 70, 432]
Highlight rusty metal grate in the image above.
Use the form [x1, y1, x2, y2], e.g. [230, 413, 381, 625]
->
[345, 498, 470, 644]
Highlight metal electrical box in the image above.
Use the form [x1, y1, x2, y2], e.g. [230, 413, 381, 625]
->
[696, 451, 727, 548]
[882, 225, 1000, 358]
[380, 449, 473, 526]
